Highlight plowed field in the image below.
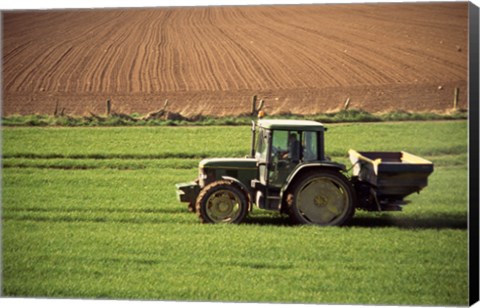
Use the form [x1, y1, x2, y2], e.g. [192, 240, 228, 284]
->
[2, 2, 468, 116]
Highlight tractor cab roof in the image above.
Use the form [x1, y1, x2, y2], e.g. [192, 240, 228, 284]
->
[257, 119, 325, 132]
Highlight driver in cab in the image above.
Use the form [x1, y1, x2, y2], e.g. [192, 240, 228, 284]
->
[282, 133, 300, 164]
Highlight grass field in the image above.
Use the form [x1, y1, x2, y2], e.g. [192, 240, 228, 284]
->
[1, 121, 468, 305]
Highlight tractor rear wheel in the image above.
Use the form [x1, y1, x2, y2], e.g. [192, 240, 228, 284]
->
[287, 170, 355, 226]
[196, 180, 248, 224]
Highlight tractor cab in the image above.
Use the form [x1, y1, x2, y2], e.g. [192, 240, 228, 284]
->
[251, 120, 338, 211]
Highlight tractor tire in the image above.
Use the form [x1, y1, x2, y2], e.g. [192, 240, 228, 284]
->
[287, 170, 355, 226]
[195, 180, 248, 224]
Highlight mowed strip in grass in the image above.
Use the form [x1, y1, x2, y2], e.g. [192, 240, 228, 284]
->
[1, 121, 468, 305]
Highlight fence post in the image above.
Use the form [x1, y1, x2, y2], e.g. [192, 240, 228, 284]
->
[344, 97, 351, 111]
[251, 95, 258, 115]
[453, 88, 459, 111]
[106, 98, 111, 116]
[54, 101, 59, 117]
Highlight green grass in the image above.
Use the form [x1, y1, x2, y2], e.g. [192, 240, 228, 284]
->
[1, 121, 469, 305]
[2, 121, 467, 160]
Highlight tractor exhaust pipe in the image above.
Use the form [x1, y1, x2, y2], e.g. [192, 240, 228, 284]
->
[250, 121, 256, 158]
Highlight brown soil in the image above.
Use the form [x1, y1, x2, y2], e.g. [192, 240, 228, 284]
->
[2, 3, 468, 116]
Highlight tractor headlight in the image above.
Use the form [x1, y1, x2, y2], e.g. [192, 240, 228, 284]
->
[199, 167, 214, 187]
[199, 168, 205, 186]
[199, 167, 207, 179]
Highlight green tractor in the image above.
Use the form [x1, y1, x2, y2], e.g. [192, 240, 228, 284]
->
[176, 119, 433, 226]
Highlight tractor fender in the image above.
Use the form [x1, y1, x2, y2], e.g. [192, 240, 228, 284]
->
[280, 162, 347, 198]
[221, 176, 255, 206]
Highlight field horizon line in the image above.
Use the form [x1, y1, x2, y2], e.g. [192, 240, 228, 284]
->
[1, 109, 468, 127]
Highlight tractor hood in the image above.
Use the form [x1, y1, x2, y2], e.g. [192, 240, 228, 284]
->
[199, 158, 257, 170]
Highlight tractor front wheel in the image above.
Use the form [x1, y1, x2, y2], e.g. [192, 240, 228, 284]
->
[196, 180, 248, 224]
[287, 170, 355, 226]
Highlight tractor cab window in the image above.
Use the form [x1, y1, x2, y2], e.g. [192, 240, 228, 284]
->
[302, 131, 318, 162]
[271, 130, 288, 158]
[270, 130, 319, 163]
[271, 131, 303, 163]
[269, 130, 301, 187]
[268, 130, 320, 187]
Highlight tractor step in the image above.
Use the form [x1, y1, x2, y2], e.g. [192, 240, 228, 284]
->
[267, 196, 280, 200]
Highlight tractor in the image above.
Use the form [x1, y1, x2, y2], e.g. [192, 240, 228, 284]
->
[176, 119, 433, 226]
